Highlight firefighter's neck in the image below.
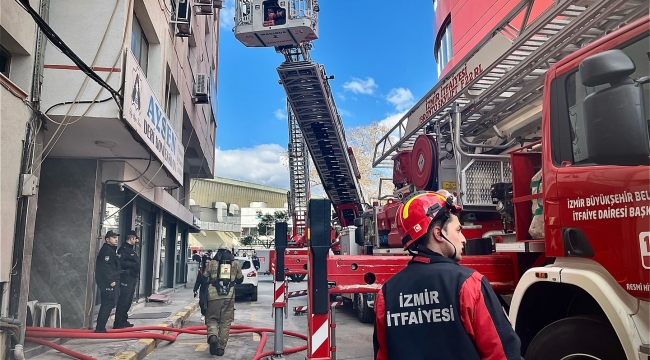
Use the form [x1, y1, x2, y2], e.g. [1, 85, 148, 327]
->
[425, 228, 454, 259]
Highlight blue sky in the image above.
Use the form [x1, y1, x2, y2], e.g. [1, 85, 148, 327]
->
[214, 1, 437, 188]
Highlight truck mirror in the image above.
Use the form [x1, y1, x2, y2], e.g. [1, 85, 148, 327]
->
[354, 217, 363, 227]
[354, 227, 364, 246]
[580, 49, 650, 166]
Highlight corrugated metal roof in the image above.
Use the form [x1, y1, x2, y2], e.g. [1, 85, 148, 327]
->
[208, 177, 289, 193]
[190, 177, 289, 209]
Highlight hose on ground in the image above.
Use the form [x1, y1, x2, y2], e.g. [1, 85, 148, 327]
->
[25, 324, 309, 360]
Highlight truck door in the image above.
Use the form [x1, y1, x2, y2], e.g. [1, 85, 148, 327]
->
[549, 32, 650, 300]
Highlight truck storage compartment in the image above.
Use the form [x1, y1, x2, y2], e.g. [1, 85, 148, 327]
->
[510, 143, 543, 242]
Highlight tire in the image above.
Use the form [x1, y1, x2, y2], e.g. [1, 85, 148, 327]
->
[525, 315, 625, 360]
[250, 287, 258, 302]
[356, 294, 375, 324]
[288, 274, 305, 283]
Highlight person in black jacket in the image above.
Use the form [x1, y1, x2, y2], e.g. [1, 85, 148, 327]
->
[373, 191, 523, 360]
[193, 256, 210, 321]
[95, 230, 122, 333]
[114, 230, 141, 329]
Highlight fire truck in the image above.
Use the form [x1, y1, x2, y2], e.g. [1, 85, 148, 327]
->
[363, 4, 649, 360]
[234, 0, 650, 358]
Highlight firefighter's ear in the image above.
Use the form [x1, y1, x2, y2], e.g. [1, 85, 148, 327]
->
[430, 226, 444, 243]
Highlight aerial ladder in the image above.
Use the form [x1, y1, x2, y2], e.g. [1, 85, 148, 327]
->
[286, 98, 310, 247]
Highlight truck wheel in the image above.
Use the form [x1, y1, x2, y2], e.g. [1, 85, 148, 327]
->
[525, 315, 625, 360]
[288, 274, 305, 283]
[250, 287, 258, 302]
[356, 294, 375, 324]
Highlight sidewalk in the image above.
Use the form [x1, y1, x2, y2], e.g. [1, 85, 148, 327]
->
[27, 287, 199, 360]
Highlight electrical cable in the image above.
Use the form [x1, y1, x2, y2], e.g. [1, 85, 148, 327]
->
[44, 96, 114, 116]
[102, 125, 195, 223]
[15, 0, 120, 98]
[28, 0, 132, 175]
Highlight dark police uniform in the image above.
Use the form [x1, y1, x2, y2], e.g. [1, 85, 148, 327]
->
[373, 251, 523, 360]
[115, 239, 140, 328]
[95, 240, 121, 332]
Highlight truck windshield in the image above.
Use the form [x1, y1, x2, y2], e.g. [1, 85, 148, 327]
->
[565, 33, 650, 164]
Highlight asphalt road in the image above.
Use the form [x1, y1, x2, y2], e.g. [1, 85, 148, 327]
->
[146, 275, 375, 360]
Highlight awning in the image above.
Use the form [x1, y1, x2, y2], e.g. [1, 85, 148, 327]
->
[189, 230, 240, 250]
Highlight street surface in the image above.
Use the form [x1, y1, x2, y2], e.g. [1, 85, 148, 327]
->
[147, 275, 375, 360]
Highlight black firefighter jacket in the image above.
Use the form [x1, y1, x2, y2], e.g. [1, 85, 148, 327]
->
[95, 243, 121, 291]
[373, 252, 524, 360]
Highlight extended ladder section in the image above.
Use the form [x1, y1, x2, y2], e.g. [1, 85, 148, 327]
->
[287, 99, 310, 237]
[373, 0, 648, 168]
[277, 58, 364, 226]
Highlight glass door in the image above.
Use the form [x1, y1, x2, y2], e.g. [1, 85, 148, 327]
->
[135, 208, 154, 298]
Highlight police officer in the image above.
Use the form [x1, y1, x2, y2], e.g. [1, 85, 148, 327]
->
[94, 230, 122, 333]
[251, 251, 260, 270]
[372, 191, 524, 360]
[114, 230, 140, 329]
[204, 245, 244, 356]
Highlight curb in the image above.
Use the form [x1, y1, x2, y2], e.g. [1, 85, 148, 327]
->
[113, 300, 199, 360]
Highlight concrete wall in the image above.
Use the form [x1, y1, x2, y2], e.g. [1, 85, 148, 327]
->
[40, 0, 216, 175]
[39, 0, 126, 120]
[0, 92, 29, 284]
[30, 159, 101, 328]
[0, 0, 39, 284]
[0, 0, 39, 92]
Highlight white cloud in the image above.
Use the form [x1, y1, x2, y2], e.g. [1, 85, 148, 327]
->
[214, 144, 289, 189]
[338, 108, 352, 117]
[378, 111, 408, 130]
[386, 88, 415, 111]
[337, 93, 346, 101]
[220, 0, 235, 29]
[342, 77, 377, 95]
[274, 108, 286, 120]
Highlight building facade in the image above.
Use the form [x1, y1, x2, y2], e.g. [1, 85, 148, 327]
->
[189, 177, 292, 249]
[1, 0, 221, 355]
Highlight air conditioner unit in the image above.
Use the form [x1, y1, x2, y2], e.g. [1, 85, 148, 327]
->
[213, 0, 223, 8]
[172, 0, 192, 37]
[193, 73, 209, 104]
[195, 0, 213, 15]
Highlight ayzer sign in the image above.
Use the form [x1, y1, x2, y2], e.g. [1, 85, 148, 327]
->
[124, 50, 184, 184]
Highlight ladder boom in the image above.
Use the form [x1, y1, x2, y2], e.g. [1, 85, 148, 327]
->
[278, 55, 365, 226]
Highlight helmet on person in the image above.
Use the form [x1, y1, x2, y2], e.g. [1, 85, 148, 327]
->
[215, 243, 234, 261]
[396, 190, 462, 250]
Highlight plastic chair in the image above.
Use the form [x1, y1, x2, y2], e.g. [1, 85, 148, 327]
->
[35, 302, 62, 328]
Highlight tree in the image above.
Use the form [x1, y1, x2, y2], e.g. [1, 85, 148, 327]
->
[255, 210, 289, 248]
[241, 235, 255, 246]
[281, 121, 393, 205]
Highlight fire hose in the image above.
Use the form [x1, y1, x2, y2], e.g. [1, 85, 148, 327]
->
[25, 325, 308, 360]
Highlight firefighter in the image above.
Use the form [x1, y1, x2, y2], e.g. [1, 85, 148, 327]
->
[114, 230, 140, 329]
[372, 190, 524, 360]
[204, 244, 244, 356]
[94, 230, 122, 333]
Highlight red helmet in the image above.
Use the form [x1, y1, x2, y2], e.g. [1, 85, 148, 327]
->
[396, 190, 462, 250]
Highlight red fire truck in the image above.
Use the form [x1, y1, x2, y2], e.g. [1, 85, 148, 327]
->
[355, 12, 649, 360]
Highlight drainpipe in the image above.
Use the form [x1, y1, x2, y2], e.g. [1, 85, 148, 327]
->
[0, 318, 25, 360]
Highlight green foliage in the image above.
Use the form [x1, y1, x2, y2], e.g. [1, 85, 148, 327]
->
[241, 235, 255, 246]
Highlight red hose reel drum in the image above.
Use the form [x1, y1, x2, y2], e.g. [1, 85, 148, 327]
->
[411, 135, 439, 191]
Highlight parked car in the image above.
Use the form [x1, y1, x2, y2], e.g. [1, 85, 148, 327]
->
[234, 256, 258, 301]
